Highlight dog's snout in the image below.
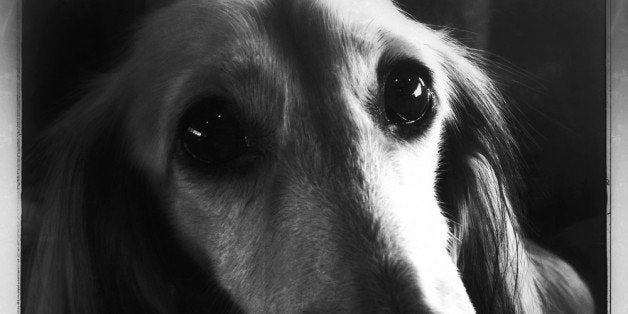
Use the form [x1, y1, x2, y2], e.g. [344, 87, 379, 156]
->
[271, 106, 475, 312]
[301, 259, 431, 313]
[300, 255, 475, 313]
[273, 167, 474, 313]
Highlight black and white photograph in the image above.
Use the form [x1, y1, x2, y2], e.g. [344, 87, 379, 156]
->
[2, 0, 621, 312]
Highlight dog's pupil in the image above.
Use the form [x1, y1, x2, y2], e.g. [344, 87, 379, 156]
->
[384, 64, 433, 125]
[181, 100, 249, 164]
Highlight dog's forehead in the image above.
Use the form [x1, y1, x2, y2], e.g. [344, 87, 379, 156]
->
[141, 0, 424, 65]
[129, 0, 452, 177]
[136, 0, 446, 122]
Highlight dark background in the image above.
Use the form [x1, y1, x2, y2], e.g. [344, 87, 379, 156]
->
[22, 0, 607, 311]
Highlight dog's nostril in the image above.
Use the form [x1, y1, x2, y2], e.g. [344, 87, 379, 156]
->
[384, 61, 434, 125]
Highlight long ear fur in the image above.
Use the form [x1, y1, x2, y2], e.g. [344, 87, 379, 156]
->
[23, 74, 170, 313]
[436, 42, 594, 313]
[22, 72, 239, 313]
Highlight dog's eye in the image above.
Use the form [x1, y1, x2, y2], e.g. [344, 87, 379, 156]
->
[384, 62, 434, 125]
[180, 98, 251, 165]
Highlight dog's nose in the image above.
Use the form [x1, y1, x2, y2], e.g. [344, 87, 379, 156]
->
[300, 256, 474, 313]
[300, 259, 427, 313]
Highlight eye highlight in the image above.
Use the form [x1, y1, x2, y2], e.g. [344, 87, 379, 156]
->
[180, 97, 253, 166]
[384, 61, 434, 125]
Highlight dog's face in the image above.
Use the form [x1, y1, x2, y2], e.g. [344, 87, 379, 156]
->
[123, 0, 473, 311]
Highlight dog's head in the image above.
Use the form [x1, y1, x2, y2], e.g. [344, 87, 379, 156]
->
[26, 0, 572, 313]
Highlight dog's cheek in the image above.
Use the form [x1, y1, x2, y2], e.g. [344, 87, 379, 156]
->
[166, 171, 271, 305]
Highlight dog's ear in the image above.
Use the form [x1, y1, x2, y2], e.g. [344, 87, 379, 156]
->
[435, 47, 541, 313]
[439, 125, 532, 313]
[436, 45, 594, 312]
[528, 243, 595, 313]
[22, 73, 180, 313]
[439, 150, 535, 313]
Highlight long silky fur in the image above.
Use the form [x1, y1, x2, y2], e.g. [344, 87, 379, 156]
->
[23, 1, 594, 313]
[435, 42, 594, 312]
[22, 74, 240, 313]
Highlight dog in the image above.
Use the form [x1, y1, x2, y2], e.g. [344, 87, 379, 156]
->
[22, 0, 594, 312]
